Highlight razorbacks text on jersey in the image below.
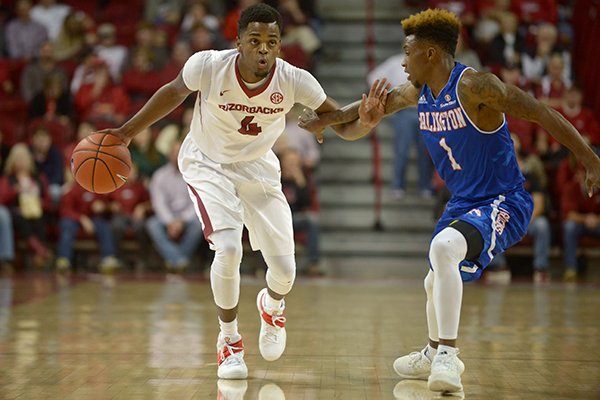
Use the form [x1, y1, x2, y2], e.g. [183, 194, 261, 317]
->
[418, 62, 525, 204]
[182, 49, 326, 164]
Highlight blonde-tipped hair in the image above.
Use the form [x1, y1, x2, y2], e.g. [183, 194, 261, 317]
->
[402, 9, 461, 56]
[4, 143, 36, 176]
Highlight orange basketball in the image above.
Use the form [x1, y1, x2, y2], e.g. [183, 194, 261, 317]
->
[71, 133, 132, 194]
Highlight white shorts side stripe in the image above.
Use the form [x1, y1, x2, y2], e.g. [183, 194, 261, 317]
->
[487, 194, 506, 259]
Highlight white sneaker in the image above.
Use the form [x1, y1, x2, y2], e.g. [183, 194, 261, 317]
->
[393, 347, 432, 379]
[217, 379, 248, 400]
[427, 349, 465, 393]
[256, 288, 286, 361]
[217, 334, 248, 379]
[258, 382, 286, 400]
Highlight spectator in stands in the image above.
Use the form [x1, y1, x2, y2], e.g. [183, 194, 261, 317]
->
[280, 148, 322, 276]
[144, 0, 186, 25]
[55, 184, 119, 274]
[109, 163, 151, 269]
[486, 134, 552, 284]
[368, 53, 432, 199]
[181, 1, 220, 37]
[159, 41, 191, 84]
[455, 30, 482, 71]
[0, 60, 15, 98]
[535, 53, 571, 109]
[29, 127, 63, 205]
[20, 40, 68, 102]
[189, 22, 218, 53]
[74, 60, 130, 128]
[30, 0, 70, 41]
[53, 11, 90, 62]
[0, 143, 52, 268]
[62, 121, 95, 184]
[278, 0, 321, 58]
[511, 0, 557, 26]
[126, 22, 169, 71]
[145, 140, 203, 274]
[122, 48, 162, 113]
[522, 23, 571, 85]
[486, 12, 525, 69]
[558, 85, 600, 153]
[94, 23, 128, 83]
[274, 105, 321, 172]
[499, 61, 537, 153]
[5, 0, 48, 60]
[561, 166, 600, 282]
[28, 70, 72, 120]
[222, 0, 260, 44]
[70, 49, 101, 94]
[130, 127, 166, 181]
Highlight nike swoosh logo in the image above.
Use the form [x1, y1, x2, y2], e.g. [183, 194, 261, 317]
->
[116, 174, 128, 183]
[219, 90, 230, 96]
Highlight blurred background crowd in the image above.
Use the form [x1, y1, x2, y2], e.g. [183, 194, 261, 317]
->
[0, 0, 598, 283]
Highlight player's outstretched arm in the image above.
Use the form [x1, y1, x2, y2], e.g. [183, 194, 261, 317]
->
[459, 71, 600, 196]
[98, 71, 193, 145]
[299, 80, 419, 142]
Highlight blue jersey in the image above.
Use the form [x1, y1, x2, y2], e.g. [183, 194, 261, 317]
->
[418, 63, 524, 205]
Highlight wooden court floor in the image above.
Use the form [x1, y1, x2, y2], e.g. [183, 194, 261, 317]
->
[0, 274, 599, 400]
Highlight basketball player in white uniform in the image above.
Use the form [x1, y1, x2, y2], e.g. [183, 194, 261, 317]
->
[99, 4, 385, 379]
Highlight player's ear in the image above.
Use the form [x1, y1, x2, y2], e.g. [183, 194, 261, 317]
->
[426, 47, 436, 61]
[235, 36, 241, 51]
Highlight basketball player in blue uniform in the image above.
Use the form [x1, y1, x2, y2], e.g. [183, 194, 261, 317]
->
[298, 9, 600, 394]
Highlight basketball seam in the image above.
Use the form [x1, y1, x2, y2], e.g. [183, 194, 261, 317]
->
[92, 134, 110, 192]
[71, 149, 131, 167]
[94, 157, 118, 191]
[73, 158, 94, 182]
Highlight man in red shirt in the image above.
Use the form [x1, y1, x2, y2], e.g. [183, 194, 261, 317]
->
[559, 85, 600, 150]
[561, 167, 600, 281]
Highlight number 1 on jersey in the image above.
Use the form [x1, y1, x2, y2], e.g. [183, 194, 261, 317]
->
[238, 116, 262, 136]
[439, 137, 462, 170]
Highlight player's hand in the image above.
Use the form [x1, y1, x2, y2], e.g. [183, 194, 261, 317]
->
[96, 128, 132, 146]
[298, 108, 326, 144]
[583, 156, 600, 197]
[358, 78, 391, 129]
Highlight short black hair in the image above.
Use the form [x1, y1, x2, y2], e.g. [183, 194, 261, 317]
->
[238, 3, 282, 35]
[402, 9, 460, 57]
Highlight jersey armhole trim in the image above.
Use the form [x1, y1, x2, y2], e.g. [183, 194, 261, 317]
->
[455, 67, 506, 135]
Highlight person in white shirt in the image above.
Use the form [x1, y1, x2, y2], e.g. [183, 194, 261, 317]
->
[30, 0, 70, 41]
[99, 3, 380, 380]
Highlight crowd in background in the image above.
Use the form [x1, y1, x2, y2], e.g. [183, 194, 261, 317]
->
[0, 0, 322, 277]
[0, 0, 598, 282]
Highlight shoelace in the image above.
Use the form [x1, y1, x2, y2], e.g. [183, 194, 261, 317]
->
[218, 341, 244, 365]
[263, 314, 286, 343]
[434, 351, 460, 372]
[407, 351, 428, 368]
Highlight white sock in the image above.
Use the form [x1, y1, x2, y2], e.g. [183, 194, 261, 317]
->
[264, 291, 284, 312]
[219, 318, 240, 342]
[437, 344, 458, 355]
[424, 344, 437, 361]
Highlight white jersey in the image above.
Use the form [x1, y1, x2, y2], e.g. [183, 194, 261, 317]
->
[182, 49, 327, 163]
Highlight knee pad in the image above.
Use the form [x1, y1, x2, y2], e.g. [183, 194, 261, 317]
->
[264, 254, 296, 296]
[429, 227, 468, 272]
[209, 229, 243, 310]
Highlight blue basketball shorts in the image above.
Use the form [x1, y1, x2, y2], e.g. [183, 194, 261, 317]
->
[431, 187, 534, 282]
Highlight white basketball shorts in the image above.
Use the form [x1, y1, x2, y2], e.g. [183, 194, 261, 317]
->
[178, 134, 294, 256]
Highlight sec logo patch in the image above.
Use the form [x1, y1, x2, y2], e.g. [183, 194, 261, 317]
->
[270, 92, 283, 104]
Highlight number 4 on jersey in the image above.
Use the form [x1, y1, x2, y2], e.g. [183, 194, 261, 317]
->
[238, 116, 262, 136]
